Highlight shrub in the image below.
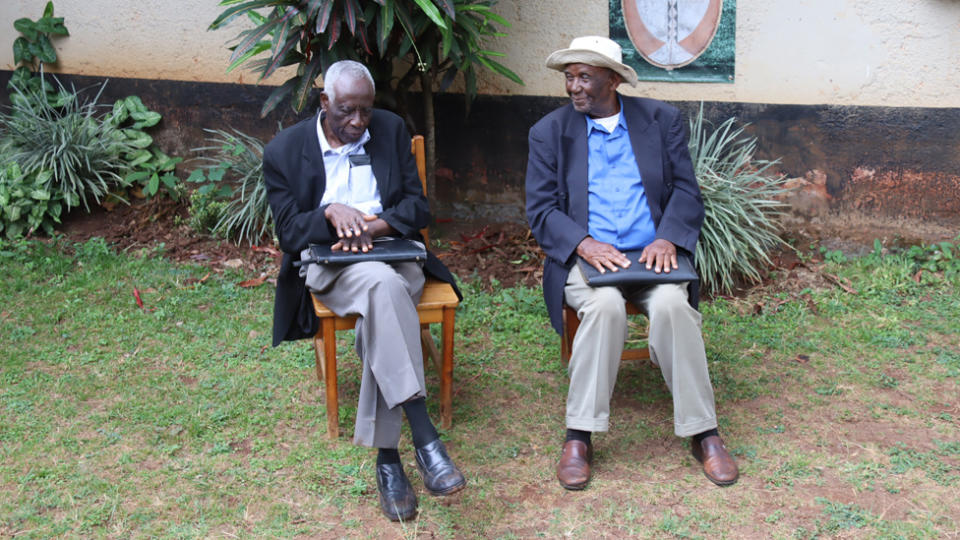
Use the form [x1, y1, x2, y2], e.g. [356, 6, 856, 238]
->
[0, 80, 138, 212]
[688, 104, 791, 293]
[188, 129, 272, 245]
[187, 188, 228, 237]
[0, 162, 64, 239]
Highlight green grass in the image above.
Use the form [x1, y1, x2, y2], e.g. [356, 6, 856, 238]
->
[1, 236, 959, 538]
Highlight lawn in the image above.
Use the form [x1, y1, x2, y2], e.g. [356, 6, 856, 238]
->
[1, 236, 958, 538]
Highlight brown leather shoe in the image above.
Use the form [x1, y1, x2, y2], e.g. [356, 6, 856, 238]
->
[691, 435, 739, 486]
[556, 440, 593, 490]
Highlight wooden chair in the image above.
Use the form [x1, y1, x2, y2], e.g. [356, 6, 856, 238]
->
[561, 303, 650, 365]
[310, 135, 460, 438]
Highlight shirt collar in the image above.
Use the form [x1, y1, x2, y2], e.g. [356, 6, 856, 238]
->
[585, 97, 627, 135]
[316, 111, 371, 155]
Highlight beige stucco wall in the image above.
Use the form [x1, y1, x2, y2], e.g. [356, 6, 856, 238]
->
[2, 0, 958, 107]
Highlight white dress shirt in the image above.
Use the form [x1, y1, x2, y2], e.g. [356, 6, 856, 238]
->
[316, 114, 383, 216]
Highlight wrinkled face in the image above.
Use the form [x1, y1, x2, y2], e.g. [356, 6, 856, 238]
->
[563, 63, 621, 118]
[320, 76, 375, 146]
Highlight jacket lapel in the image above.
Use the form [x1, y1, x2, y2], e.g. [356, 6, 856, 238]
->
[365, 114, 391, 204]
[302, 112, 327, 209]
[623, 98, 664, 223]
[561, 107, 589, 226]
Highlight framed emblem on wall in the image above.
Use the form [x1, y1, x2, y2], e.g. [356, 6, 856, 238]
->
[610, 0, 736, 83]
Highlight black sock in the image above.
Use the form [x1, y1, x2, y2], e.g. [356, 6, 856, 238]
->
[377, 448, 401, 466]
[401, 397, 439, 449]
[693, 428, 719, 444]
[565, 428, 592, 445]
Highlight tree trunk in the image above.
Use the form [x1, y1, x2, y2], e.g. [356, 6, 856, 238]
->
[420, 70, 436, 204]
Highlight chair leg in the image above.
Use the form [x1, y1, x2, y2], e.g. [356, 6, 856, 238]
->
[313, 333, 325, 382]
[420, 324, 442, 373]
[321, 318, 339, 439]
[561, 305, 579, 366]
[439, 307, 455, 429]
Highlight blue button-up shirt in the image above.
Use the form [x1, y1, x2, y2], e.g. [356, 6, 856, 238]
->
[586, 106, 655, 251]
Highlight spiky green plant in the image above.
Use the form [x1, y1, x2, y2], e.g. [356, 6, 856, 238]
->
[688, 104, 790, 293]
[0, 78, 135, 211]
[189, 128, 271, 245]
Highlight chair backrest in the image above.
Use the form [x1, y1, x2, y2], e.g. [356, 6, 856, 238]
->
[411, 135, 430, 246]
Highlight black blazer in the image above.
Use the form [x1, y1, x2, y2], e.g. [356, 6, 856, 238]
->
[525, 95, 704, 334]
[263, 109, 461, 346]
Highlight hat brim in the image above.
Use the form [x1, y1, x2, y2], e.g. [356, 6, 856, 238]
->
[545, 49, 638, 87]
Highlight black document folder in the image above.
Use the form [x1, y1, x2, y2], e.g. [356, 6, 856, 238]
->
[301, 237, 426, 266]
[577, 250, 698, 287]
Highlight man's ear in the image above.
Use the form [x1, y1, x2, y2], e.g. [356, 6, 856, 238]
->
[609, 71, 623, 89]
[319, 92, 330, 111]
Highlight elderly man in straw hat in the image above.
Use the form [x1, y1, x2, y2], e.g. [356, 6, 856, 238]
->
[525, 36, 739, 489]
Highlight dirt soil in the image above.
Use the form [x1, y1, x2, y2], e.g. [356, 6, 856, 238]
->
[54, 198, 958, 294]
[54, 198, 550, 289]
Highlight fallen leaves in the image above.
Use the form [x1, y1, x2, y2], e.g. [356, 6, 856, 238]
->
[437, 225, 545, 289]
[822, 272, 858, 294]
[238, 274, 268, 288]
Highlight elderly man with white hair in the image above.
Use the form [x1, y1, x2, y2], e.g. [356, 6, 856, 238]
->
[263, 60, 466, 522]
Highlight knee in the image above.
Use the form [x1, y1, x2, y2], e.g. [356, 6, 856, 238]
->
[647, 285, 694, 322]
[580, 288, 627, 324]
[363, 264, 406, 297]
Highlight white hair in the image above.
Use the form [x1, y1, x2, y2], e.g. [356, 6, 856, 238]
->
[322, 60, 375, 102]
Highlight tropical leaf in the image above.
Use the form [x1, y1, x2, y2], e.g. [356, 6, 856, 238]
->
[411, 0, 447, 29]
[228, 18, 283, 65]
[260, 78, 298, 116]
[315, 0, 335, 33]
[210, 0, 286, 29]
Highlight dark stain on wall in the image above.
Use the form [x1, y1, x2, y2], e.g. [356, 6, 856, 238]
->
[3, 71, 959, 225]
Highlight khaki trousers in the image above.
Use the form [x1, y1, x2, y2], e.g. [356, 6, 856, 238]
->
[301, 250, 426, 448]
[563, 265, 718, 437]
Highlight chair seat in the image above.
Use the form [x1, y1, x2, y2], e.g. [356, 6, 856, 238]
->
[310, 278, 459, 328]
[561, 302, 650, 364]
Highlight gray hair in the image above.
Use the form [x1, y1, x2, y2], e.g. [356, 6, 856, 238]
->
[322, 60, 375, 102]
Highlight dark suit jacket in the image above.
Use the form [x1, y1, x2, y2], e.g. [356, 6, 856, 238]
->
[525, 95, 704, 334]
[263, 109, 461, 346]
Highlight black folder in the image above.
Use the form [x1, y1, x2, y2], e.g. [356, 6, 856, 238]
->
[300, 238, 426, 266]
[577, 250, 698, 287]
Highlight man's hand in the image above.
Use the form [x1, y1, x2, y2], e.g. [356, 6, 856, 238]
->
[638, 238, 678, 273]
[325, 204, 380, 252]
[577, 237, 631, 274]
[325, 203, 373, 240]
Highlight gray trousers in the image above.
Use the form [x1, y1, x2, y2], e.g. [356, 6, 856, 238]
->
[563, 266, 718, 437]
[301, 249, 427, 448]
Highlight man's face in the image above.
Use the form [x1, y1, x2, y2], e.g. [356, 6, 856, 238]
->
[564, 63, 621, 118]
[321, 76, 375, 146]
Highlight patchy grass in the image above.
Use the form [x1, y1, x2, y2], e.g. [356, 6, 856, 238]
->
[1, 236, 958, 538]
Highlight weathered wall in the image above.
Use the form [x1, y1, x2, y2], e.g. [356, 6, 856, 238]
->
[1, 1, 959, 228]
[2, 0, 959, 107]
[428, 94, 960, 226]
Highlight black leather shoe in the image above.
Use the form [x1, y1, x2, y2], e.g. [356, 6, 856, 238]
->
[415, 439, 466, 496]
[376, 462, 418, 521]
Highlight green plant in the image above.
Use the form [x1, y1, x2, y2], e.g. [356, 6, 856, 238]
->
[102, 95, 188, 201]
[209, 0, 522, 199]
[7, 1, 69, 107]
[0, 80, 137, 212]
[3, 4, 184, 213]
[902, 239, 960, 277]
[0, 162, 64, 239]
[186, 186, 229, 237]
[688, 104, 790, 293]
[187, 128, 271, 244]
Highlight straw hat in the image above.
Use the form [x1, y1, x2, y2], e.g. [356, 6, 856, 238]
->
[546, 36, 638, 87]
